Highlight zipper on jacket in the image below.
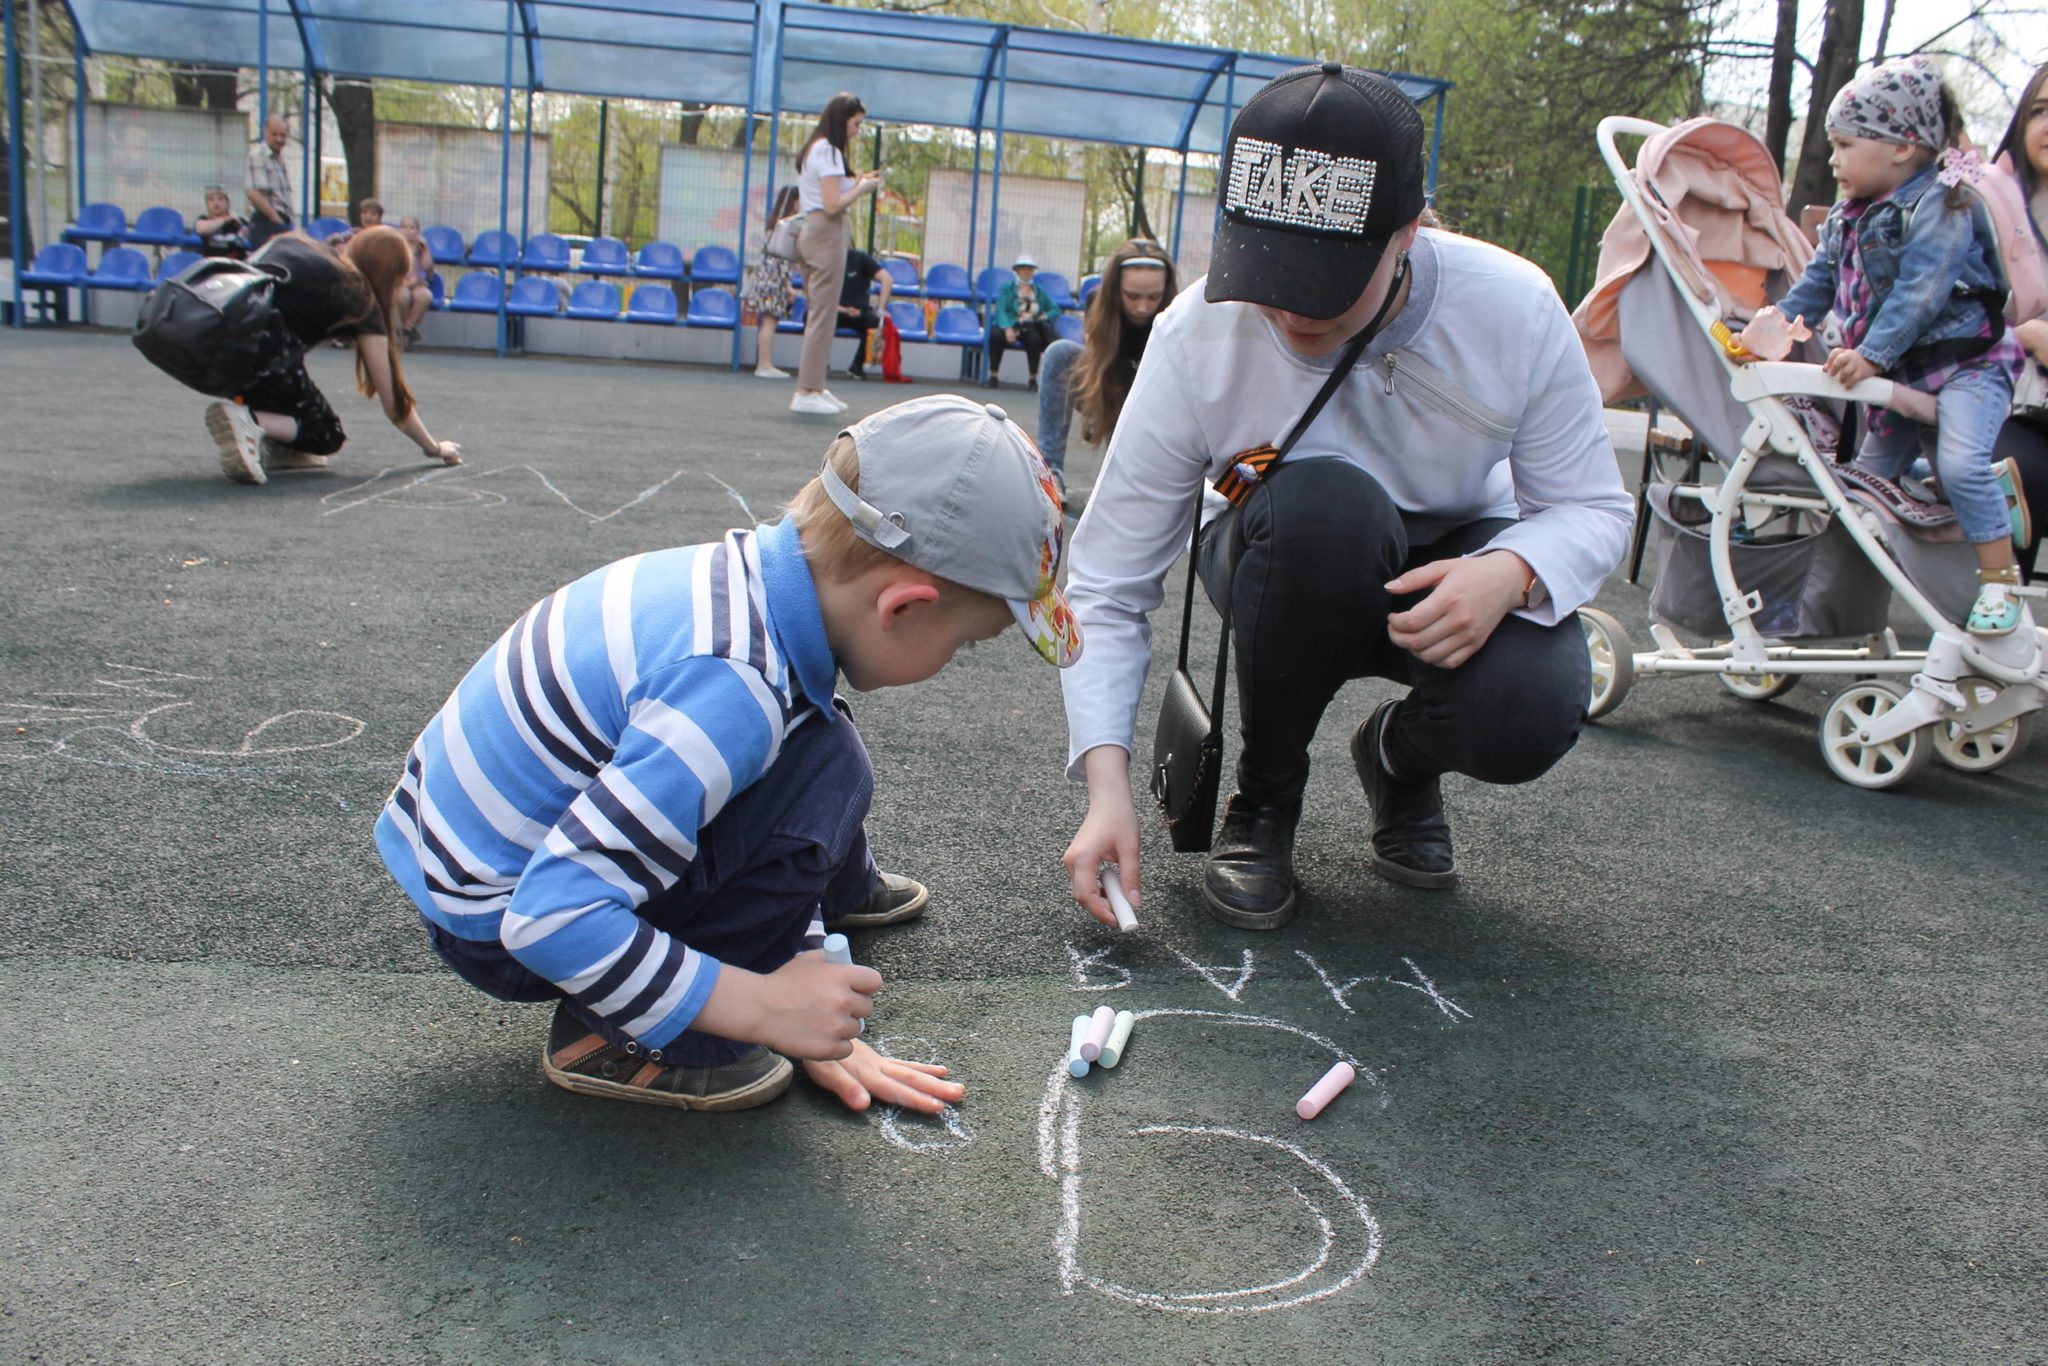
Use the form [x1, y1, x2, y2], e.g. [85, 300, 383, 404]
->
[1383, 354, 1396, 394]
[1379, 349, 1519, 441]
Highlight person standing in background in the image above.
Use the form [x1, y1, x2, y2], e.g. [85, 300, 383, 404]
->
[745, 185, 803, 380]
[245, 115, 294, 250]
[791, 93, 883, 416]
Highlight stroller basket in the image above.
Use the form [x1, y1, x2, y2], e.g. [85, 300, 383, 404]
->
[1647, 483, 1893, 640]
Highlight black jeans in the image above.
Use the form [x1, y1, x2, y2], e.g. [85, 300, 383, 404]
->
[1193, 457, 1590, 806]
[242, 360, 347, 455]
[842, 305, 879, 374]
[989, 318, 1055, 379]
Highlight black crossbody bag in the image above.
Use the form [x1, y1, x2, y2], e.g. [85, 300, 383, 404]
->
[1149, 303, 1389, 852]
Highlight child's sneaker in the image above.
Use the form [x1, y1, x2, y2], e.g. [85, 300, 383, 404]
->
[540, 1004, 793, 1111]
[823, 869, 929, 931]
[1967, 574, 2024, 637]
[260, 438, 328, 472]
[205, 401, 266, 484]
[1993, 457, 2032, 549]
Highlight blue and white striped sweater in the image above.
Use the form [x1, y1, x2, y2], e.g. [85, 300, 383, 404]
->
[375, 519, 842, 1049]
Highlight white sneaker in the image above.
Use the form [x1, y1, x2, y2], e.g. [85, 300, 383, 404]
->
[755, 365, 790, 379]
[205, 402, 266, 485]
[818, 389, 851, 412]
[790, 391, 841, 416]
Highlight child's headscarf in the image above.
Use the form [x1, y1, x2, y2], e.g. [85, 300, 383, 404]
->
[1826, 57, 1947, 150]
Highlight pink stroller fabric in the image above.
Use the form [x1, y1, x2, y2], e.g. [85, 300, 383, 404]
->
[1572, 118, 1815, 403]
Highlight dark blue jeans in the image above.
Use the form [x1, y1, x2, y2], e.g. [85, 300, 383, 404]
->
[428, 706, 877, 1067]
[1195, 457, 1590, 806]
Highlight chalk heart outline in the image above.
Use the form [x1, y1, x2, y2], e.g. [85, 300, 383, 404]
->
[129, 701, 366, 758]
[1037, 1008, 1383, 1315]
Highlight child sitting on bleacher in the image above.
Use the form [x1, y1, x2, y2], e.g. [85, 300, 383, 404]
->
[1743, 58, 2032, 639]
[194, 186, 246, 260]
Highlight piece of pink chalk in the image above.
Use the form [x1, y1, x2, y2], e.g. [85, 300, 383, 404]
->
[1295, 1061, 1357, 1120]
[1080, 1005, 1115, 1062]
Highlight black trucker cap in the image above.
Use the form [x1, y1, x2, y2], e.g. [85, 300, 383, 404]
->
[1204, 62, 1427, 320]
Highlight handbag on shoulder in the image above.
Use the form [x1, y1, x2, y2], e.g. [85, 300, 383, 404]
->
[1148, 304, 1388, 851]
[131, 256, 300, 399]
[765, 214, 804, 262]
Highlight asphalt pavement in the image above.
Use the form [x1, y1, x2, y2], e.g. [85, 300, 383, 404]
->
[0, 327, 2041, 1364]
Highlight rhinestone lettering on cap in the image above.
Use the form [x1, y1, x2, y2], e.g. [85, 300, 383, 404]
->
[1225, 135, 1375, 235]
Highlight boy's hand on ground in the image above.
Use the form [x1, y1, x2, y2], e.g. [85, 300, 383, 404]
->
[803, 1040, 965, 1114]
[1386, 551, 1530, 669]
[1822, 348, 1879, 387]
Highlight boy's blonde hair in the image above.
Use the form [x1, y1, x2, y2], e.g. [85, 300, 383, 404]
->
[786, 436, 1005, 617]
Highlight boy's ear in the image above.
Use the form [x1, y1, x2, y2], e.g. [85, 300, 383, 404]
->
[875, 577, 941, 628]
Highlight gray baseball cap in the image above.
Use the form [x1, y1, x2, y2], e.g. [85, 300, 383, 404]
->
[825, 394, 1080, 667]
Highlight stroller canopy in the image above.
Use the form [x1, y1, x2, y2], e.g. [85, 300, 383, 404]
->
[1573, 118, 1815, 404]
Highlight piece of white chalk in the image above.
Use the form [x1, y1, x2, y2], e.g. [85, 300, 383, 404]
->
[822, 932, 864, 1035]
[1295, 1061, 1356, 1120]
[1098, 1010, 1137, 1068]
[1102, 865, 1138, 933]
[1066, 1014, 1092, 1077]
[1080, 1005, 1115, 1062]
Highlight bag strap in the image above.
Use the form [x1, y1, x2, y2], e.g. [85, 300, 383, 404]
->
[1171, 257, 1408, 679]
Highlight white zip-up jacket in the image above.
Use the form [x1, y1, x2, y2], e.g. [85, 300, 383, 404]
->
[1060, 228, 1633, 779]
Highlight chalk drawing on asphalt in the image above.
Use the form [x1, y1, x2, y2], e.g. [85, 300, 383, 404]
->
[1037, 1008, 1381, 1315]
[1170, 948, 1256, 1002]
[1296, 951, 1474, 1023]
[318, 463, 760, 524]
[871, 1034, 976, 1154]
[1065, 943, 1133, 992]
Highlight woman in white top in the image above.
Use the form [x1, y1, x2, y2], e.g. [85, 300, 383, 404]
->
[790, 92, 884, 415]
[1059, 64, 1632, 931]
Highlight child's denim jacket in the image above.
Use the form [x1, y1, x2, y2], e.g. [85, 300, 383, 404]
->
[1777, 160, 2004, 371]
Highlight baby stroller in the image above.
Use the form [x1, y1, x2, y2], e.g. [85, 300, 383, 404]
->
[1570, 115, 2044, 789]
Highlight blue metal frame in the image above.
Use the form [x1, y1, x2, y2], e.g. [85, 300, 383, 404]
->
[7, 0, 26, 326]
[72, 46, 86, 213]
[496, 0, 514, 356]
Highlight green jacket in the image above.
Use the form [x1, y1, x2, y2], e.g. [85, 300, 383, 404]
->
[990, 279, 1061, 330]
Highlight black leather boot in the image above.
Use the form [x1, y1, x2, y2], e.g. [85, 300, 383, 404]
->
[1201, 794, 1303, 929]
[1350, 699, 1457, 889]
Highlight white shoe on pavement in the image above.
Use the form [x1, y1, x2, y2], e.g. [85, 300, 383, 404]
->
[205, 402, 266, 485]
[818, 389, 850, 412]
[790, 391, 841, 415]
[755, 365, 790, 379]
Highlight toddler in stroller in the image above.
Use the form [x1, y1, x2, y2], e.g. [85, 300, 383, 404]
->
[1738, 57, 2031, 638]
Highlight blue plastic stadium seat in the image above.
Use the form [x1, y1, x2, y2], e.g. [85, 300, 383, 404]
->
[578, 236, 631, 276]
[506, 276, 562, 317]
[1054, 313, 1084, 344]
[922, 263, 972, 302]
[974, 266, 1015, 302]
[466, 230, 518, 268]
[564, 280, 622, 320]
[687, 288, 739, 329]
[21, 242, 89, 287]
[1037, 271, 1077, 309]
[625, 283, 680, 324]
[521, 233, 571, 272]
[155, 250, 203, 284]
[887, 300, 929, 342]
[777, 295, 807, 334]
[880, 257, 922, 297]
[88, 247, 155, 291]
[428, 272, 446, 308]
[62, 203, 126, 245]
[632, 241, 687, 281]
[690, 245, 740, 286]
[931, 305, 986, 347]
[127, 206, 187, 247]
[447, 273, 505, 313]
[423, 225, 465, 264]
[1079, 274, 1102, 307]
[309, 216, 351, 241]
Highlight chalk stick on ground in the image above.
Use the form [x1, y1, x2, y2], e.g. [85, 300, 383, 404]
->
[1098, 1010, 1137, 1068]
[822, 932, 864, 1036]
[1066, 1014, 1092, 1077]
[1102, 865, 1138, 933]
[1080, 1005, 1115, 1062]
[1296, 1061, 1357, 1120]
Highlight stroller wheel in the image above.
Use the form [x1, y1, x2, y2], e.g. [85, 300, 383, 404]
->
[1580, 608, 1635, 721]
[1819, 680, 1932, 790]
[1718, 670, 1797, 702]
[1931, 677, 2032, 774]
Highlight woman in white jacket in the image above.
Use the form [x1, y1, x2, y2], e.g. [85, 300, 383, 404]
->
[1059, 64, 1634, 930]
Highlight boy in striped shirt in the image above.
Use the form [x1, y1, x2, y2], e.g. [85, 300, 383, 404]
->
[376, 395, 1078, 1112]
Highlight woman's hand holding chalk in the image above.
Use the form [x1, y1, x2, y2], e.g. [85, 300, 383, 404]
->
[1102, 865, 1138, 933]
[1295, 1061, 1356, 1120]
[823, 933, 864, 1035]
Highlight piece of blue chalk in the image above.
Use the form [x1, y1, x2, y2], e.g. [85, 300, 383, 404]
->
[1066, 1013, 1091, 1077]
[823, 932, 864, 1035]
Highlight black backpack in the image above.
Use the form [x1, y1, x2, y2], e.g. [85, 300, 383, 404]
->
[132, 256, 303, 399]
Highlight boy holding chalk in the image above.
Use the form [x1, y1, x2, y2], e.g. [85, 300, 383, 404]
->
[376, 395, 1079, 1113]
